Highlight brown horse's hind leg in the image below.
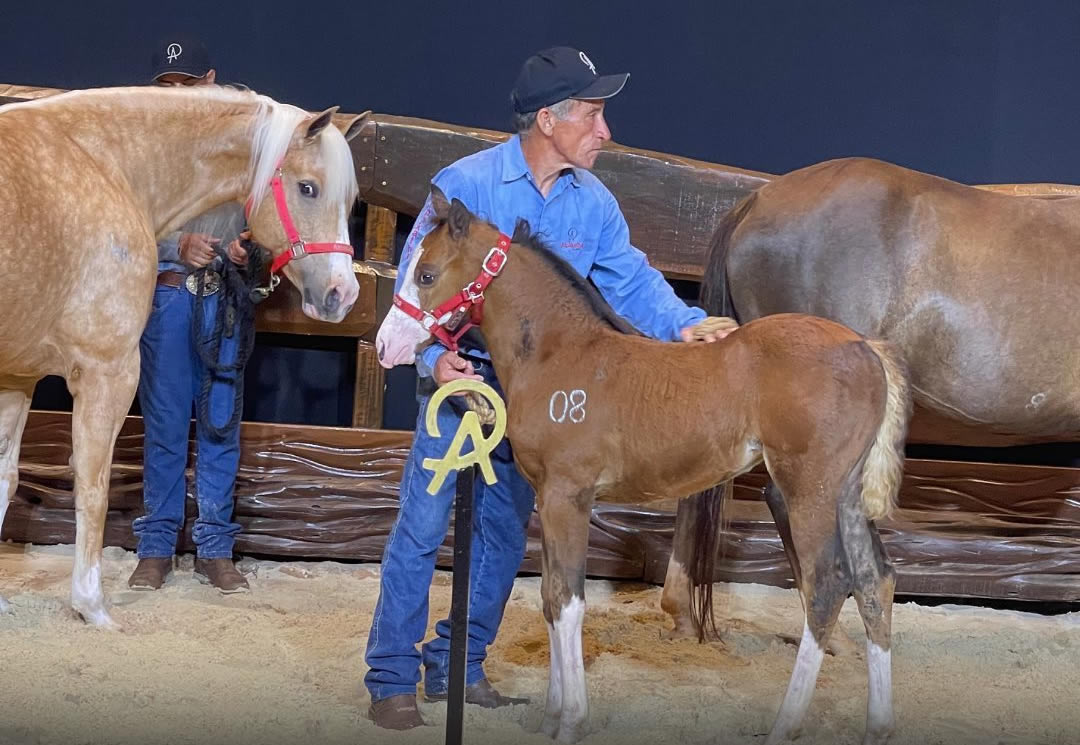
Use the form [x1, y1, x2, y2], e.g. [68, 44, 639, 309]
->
[537, 483, 593, 744]
[764, 474, 852, 745]
[0, 387, 33, 612]
[838, 498, 896, 745]
[659, 494, 701, 639]
[67, 353, 140, 629]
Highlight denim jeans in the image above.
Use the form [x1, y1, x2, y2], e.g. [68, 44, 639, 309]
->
[364, 361, 535, 702]
[133, 284, 243, 559]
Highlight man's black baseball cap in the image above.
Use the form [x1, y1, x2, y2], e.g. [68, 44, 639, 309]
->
[151, 35, 213, 82]
[510, 46, 629, 114]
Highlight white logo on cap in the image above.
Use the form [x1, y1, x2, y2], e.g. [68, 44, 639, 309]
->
[166, 43, 182, 63]
[579, 51, 597, 75]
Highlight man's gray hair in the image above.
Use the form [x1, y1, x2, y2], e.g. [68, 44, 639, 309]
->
[512, 98, 578, 135]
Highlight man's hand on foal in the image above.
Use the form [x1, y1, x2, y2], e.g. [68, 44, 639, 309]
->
[681, 316, 739, 343]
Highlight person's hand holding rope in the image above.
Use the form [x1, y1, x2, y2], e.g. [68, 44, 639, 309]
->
[179, 232, 220, 268]
[225, 230, 252, 267]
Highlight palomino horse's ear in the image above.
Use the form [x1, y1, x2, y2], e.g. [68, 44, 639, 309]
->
[447, 198, 472, 240]
[304, 106, 340, 140]
[430, 185, 451, 220]
[335, 110, 372, 142]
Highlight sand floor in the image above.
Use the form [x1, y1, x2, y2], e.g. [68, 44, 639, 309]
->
[0, 543, 1077, 745]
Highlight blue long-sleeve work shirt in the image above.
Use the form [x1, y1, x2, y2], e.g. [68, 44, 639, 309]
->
[394, 134, 706, 378]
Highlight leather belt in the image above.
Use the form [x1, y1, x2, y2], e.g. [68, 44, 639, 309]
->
[156, 270, 187, 289]
[156, 269, 221, 296]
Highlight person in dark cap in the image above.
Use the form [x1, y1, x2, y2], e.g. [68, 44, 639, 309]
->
[150, 34, 216, 86]
[127, 35, 252, 595]
[362, 45, 737, 730]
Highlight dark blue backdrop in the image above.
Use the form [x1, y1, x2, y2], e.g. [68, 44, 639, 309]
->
[3, 1, 1078, 439]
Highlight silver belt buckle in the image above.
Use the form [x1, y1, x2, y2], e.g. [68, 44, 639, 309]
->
[185, 270, 221, 297]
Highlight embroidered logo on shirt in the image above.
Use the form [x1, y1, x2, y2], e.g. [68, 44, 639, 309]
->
[562, 226, 584, 249]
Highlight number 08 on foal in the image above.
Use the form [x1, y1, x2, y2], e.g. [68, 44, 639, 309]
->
[399, 186, 912, 745]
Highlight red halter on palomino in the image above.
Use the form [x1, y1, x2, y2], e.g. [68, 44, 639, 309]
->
[246, 160, 355, 276]
[392, 232, 511, 351]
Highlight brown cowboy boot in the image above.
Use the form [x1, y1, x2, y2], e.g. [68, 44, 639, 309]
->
[425, 678, 529, 709]
[193, 558, 250, 594]
[369, 694, 426, 730]
[128, 557, 173, 591]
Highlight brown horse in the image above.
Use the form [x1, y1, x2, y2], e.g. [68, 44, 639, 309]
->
[661, 155, 1080, 641]
[402, 186, 911, 744]
[0, 85, 366, 628]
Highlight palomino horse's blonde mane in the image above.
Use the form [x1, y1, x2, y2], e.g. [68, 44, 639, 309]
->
[4, 85, 358, 212]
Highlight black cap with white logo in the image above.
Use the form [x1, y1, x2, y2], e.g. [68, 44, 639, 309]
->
[150, 35, 213, 82]
[510, 46, 629, 114]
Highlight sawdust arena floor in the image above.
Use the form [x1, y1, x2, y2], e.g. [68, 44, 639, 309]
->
[0, 542, 1077, 745]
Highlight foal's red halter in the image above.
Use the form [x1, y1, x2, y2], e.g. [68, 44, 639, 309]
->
[392, 232, 511, 351]
[245, 161, 355, 275]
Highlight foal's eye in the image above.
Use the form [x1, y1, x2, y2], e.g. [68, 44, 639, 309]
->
[298, 181, 319, 198]
[418, 272, 436, 286]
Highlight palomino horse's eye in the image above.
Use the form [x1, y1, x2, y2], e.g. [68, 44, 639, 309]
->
[298, 181, 319, 198]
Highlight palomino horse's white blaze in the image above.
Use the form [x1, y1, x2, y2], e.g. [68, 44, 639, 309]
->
[375, 237, 428, 367]
[765, 620, 826, 745]
[546, 596, 588, 743]
[865, 641, 894, 743]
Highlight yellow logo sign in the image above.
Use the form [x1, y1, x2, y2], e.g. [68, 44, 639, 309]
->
[422, 380, 507, 494]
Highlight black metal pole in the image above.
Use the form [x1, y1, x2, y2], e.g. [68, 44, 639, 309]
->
[445, 463, 476, 745]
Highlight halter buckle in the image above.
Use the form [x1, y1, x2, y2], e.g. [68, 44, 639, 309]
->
[483, 246, 508, 276]
[289, 240, 307, 260]
[465, 283, 485, 302]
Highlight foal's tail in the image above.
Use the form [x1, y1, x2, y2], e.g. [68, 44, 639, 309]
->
[699, 191, 758, 320]
[860, 339, 912, 521]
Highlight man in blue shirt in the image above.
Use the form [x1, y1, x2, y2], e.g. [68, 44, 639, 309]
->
[365, 46, 735, 730]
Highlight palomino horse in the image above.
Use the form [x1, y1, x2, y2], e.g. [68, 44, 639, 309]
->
[0, 85, 366, 628]
[385, 186, 912, 744]
[661, 155, 1080, 641]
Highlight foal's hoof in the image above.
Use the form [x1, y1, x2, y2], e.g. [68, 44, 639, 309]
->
[862, 725, 894, 745]
[540, 714, 560, 739]
[555, 721, 587, 744]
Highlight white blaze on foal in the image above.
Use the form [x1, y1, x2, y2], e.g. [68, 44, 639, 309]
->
[375, 238, 431, 368]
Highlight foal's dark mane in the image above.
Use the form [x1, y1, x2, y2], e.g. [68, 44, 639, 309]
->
[429, 211, 642, 335]
[507, 219, 641, 336]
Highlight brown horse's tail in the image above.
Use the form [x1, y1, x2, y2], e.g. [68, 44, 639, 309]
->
[700, 190, 758, 320]
[860, 339, 912, 520]
[686, 480, 732, 642]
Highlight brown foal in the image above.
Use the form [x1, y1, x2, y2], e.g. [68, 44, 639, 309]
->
[404, 186, 912, 744]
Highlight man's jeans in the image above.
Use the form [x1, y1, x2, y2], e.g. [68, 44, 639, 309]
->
[364, 361, 535, 701]
[133, 284, 243, 559]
